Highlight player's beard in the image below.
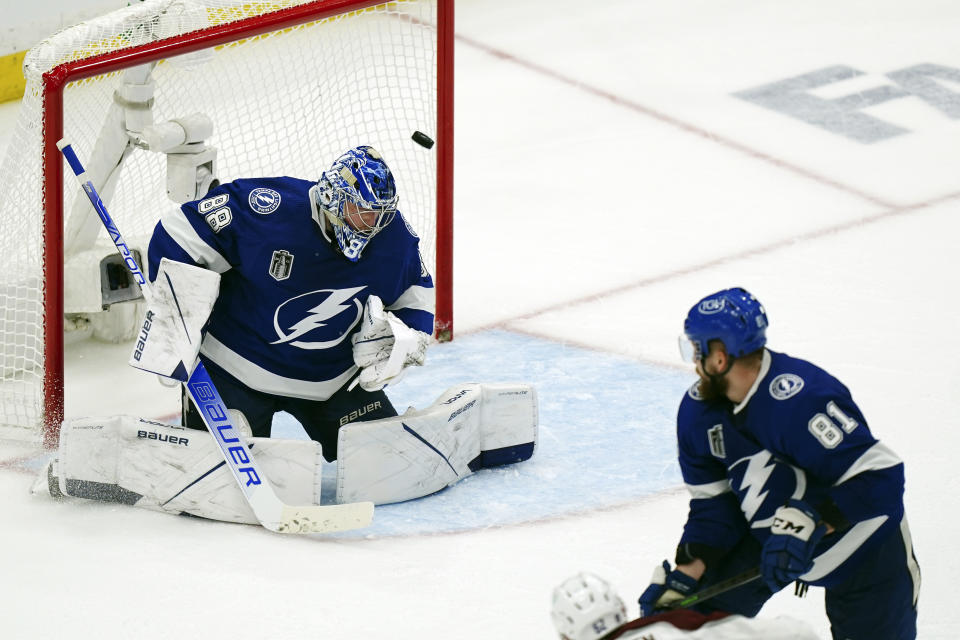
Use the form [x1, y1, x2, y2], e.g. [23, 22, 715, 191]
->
[697, 371, 730, 404]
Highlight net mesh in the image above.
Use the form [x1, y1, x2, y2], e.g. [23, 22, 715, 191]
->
[0, 0, 439, 440]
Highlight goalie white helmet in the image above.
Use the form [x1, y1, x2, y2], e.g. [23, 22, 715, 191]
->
[551, 572, 627, 640]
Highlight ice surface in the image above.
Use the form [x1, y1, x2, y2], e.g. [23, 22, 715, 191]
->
[2, 0, 958, 638]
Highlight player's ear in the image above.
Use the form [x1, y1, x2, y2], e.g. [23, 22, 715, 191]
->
[707, 339, 727, 368]
[715, 347, 728, 370]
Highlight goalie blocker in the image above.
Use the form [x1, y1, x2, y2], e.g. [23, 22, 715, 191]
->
[37, 383, 537, 522]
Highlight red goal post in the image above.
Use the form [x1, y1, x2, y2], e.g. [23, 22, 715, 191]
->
[0, 0, 453, 446]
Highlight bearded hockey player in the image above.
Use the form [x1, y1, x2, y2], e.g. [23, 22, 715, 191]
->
[637, 288, 920, 639]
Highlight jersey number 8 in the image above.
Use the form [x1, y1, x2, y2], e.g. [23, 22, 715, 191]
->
[807, 401, 859, 449]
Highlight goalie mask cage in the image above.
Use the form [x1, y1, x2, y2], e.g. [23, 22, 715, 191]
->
[0, 0, 454, 447]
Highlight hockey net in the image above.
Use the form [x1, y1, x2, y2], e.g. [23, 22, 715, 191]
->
[0, 0, 453, 445]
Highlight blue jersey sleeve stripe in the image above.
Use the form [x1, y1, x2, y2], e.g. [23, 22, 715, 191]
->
[159, 209, 231, 273]
[391, 308, 434, 335]
[680, 493, 748, 551]
[833, 441, 903, 486]
[147, 223, 200, 281]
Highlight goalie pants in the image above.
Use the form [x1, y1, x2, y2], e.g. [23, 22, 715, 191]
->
[183, 360, 397, 461]
[692, 524, 919, 640]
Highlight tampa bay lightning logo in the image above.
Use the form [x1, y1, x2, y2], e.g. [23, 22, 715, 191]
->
[769, 373, 804, 400]
[687, 381, 704, 401]
[271, 286, 365, 349]
[249, 188, 281, 214]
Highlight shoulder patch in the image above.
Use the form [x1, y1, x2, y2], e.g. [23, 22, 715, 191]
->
[769, 373, 804, 400]
[687, 381, 703, 401]
[418, 249, 430, 278]
[707, 424, 726, 458]
[249, 187, 282, 214]
[400, 211, 419, 238]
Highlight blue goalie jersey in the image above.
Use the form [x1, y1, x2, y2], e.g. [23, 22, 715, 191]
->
[677, 349, 905, 588]
[147, 176, 435, 400]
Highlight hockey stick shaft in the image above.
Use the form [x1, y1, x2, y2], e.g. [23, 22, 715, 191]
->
[597, 567, 762, 640]
[59, 140, 153, 300]
[57, 140, 373, 534]
[664, 566, 762, 610]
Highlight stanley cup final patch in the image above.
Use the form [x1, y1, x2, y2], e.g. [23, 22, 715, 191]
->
[269, 250, 294, 281]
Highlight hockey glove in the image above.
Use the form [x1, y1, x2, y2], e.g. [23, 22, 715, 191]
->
[761, 499, 828, 592]
[351, 295, 429, 391]
[128, 258, 220, 381]
[637, 560, 699, 618]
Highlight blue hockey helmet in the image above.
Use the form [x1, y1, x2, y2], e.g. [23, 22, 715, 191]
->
[680, 287, 768, 362]
[314, 145, 398, 261]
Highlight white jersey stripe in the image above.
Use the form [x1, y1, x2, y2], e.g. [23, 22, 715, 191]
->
[686, 479, 731, 499]
[901, 517, 922, 607]
[200, 333, 355, 400]
[159, 208, 232, 274]
[801, 514, 887, 582]
[833, 441, 903, 486]
[385, 284, 435, 315]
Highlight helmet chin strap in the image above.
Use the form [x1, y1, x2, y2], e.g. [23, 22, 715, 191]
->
[701, 352, 735, 385]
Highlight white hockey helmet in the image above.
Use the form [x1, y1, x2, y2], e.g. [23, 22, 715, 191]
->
[551, 572, 627, 640]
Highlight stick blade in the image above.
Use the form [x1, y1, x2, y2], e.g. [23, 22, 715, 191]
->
[270, 501, 374, 534]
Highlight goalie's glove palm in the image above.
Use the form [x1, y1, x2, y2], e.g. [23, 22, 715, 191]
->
[351, 295, 428, 391]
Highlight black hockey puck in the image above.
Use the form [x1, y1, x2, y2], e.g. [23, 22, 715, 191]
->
[411, 130, 435, 149]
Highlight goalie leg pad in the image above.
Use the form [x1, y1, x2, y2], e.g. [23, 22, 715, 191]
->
[477, 383, 538, 468]
[336, 383, 537, 505]
[54, 415, 322, 524]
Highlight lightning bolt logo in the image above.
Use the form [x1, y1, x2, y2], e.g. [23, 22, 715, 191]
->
[271, 286, 365, 349]
[729, 450, 776, 523]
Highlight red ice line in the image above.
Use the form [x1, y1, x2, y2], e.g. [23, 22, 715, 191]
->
[0, 454, 40, 475]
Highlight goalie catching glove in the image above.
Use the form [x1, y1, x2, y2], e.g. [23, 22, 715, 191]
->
[351, 295, 430, 391]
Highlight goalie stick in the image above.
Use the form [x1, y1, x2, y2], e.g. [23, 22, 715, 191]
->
[57, 139, 374, 534]
[597, 567, 763, 640]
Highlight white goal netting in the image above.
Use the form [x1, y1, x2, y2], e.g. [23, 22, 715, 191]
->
[0, 0, 444, 442]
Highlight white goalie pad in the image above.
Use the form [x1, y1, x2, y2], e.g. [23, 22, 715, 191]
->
[129, 257, 220, 380]
[54, 415, 321, 525]
[336, 383, 538, 505]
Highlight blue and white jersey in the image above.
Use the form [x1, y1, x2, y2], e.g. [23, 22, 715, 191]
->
[147, 176, 434, 400]
[677, 349, 905, 587]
